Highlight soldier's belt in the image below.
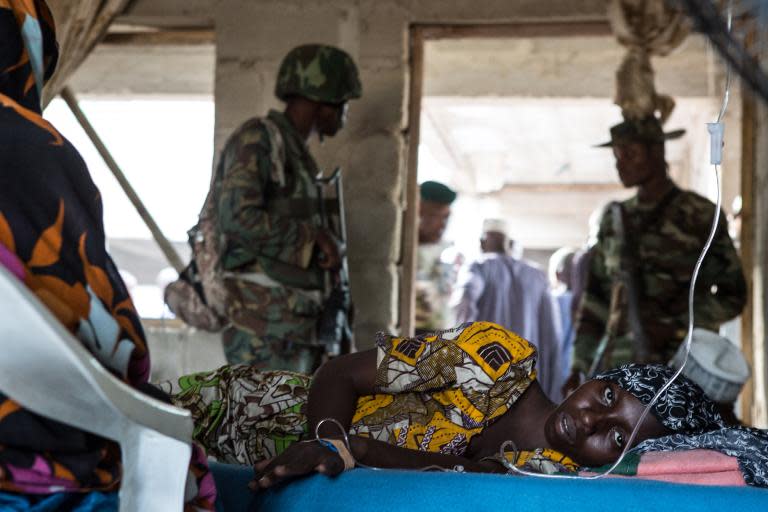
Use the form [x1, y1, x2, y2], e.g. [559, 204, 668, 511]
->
[223, 271, 323, 304]
[268, 198, 339, 217]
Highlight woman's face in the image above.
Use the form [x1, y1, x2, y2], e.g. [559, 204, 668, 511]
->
[544, 380, 669, 467]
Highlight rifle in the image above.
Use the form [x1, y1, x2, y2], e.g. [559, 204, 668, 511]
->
[614, 201, 651, 364]
[588, 201, 650, 376]
[315, 168, 354, 356]
[587, 279, 626, 376]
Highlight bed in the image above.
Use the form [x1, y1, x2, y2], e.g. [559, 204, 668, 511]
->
[252, 467, 768, 512]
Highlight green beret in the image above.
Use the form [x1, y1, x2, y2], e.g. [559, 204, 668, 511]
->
[420, 181, 457, 204]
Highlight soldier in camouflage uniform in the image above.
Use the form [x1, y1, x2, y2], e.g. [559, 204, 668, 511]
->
[415, 181, 459, 333]
[207, 44, 362, 372]
[565, 117, 746, 393]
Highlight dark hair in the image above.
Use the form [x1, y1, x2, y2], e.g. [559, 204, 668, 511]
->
[594, 364, 726, 435]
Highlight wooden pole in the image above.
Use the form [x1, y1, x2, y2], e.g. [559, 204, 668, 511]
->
[739, 84, 756, 425]
[60, 86, 186, 274]
[399, 27, 425, 337]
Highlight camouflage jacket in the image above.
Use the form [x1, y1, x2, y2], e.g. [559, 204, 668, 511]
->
[212, 109, 324, 291]
[572, 185, 747, 373]
[415, 242, 458, 331]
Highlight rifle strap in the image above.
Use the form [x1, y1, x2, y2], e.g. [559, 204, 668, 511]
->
[622, 185, 681, 250]
[588, 281, 625, 376]
[262, 117, 287, 187]
[618, 185, 681, 291]
[612, 185, 681, 362]
[267, 198, 340, 217]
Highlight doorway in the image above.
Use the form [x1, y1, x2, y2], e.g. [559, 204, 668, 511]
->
[400, 22, 741, 347]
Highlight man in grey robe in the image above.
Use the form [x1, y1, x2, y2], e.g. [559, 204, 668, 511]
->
[452, 219, 563, 400]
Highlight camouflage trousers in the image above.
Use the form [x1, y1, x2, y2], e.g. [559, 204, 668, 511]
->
[222, 276, 324, 373]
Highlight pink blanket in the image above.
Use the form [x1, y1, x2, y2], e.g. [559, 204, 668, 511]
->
[581, 449, 746, 486]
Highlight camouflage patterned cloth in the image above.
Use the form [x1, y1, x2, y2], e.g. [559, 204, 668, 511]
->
[572, 184, 746, 373]
[162, 322, 577, 472]
[158, 365, 311, 465]
[208, 108, 329, 371]
[275, 44, 362, 104]
[415, 243, 458, 332]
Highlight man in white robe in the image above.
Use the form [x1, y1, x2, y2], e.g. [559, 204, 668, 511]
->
[452, 219, 563, 400]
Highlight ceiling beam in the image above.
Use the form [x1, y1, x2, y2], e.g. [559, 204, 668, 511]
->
[415, 20, 612, 40]
[118, 0, 214, 28]
[485, 183, 624, 196]
[102, 29, 215, 45]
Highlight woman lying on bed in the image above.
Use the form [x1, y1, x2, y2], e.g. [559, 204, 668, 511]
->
[163, 321, 725, 489]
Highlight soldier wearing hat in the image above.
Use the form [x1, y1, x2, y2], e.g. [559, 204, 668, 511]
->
[199, 44, 362, 372]
[564, 116, 747, 395]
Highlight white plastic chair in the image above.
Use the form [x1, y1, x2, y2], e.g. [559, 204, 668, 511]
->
[0, 265, 193, 511]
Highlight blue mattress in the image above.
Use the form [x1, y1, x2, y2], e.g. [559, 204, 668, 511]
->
[253, 468, 768, 512]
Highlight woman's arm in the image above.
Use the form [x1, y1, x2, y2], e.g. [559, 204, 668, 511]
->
[253, 434, 503, 489]
[306, 349, 378, 437]
[349, 436, 500, 472]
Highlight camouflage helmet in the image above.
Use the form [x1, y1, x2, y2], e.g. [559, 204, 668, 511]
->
[275, 44, 362, 104]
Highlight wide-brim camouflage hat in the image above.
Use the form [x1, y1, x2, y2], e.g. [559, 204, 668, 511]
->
[595, 117, 685, 147]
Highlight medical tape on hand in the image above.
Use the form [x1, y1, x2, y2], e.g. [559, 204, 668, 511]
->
[318, 438, 355, 470]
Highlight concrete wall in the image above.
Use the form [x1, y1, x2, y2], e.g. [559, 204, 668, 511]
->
[69, 45, 215, 95]
[145, 322, 227, 382]
[425, 35, 715, 98]
[212, 0, 606, 348]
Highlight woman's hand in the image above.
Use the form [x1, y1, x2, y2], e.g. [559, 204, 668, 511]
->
[251, 440, 346, 490]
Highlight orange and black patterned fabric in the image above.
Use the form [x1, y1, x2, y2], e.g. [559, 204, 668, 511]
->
[0, 1, 214, 507]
